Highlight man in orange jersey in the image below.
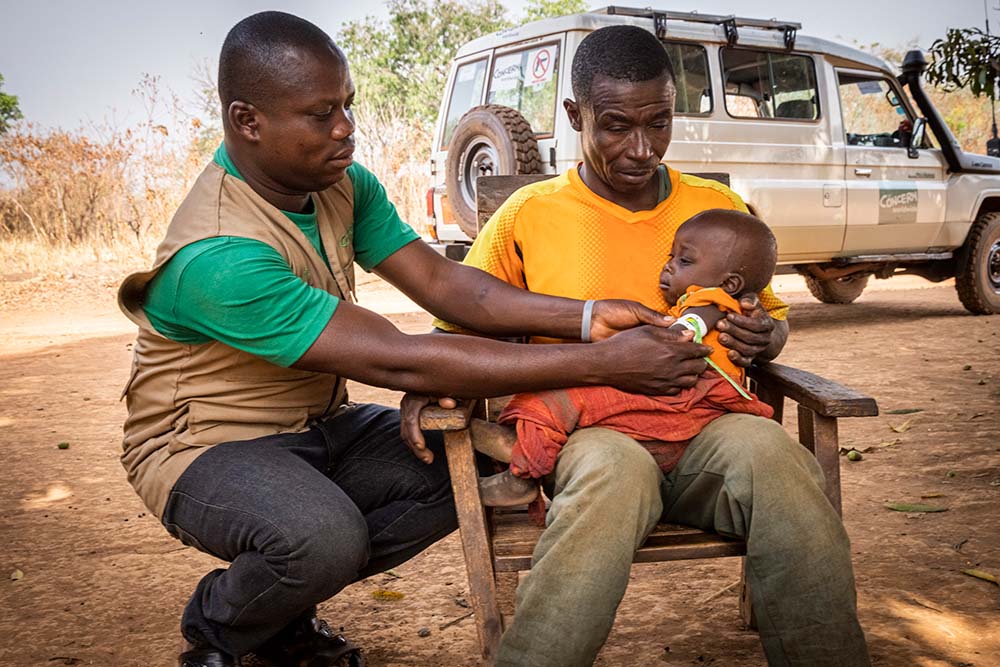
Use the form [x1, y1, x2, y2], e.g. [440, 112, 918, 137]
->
[409, 25, 870, 667]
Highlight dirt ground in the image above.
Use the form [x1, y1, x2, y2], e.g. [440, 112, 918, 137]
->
[1, 269, 998, 667]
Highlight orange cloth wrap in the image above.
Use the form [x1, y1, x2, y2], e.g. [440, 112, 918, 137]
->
[502, 377, 773, 479]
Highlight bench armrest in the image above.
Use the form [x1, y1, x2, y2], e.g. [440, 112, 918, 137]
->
[748, 362, 878, 418]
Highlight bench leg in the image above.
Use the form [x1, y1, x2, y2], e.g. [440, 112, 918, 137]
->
[444, 430, 504, 663]
[738, 557, 757, 630]
[796, 406, 842, 516]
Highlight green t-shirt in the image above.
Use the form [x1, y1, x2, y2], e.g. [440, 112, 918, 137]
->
[143, 145, 420, 367]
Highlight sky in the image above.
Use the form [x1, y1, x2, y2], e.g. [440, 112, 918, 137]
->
[0, 0, 989, 133]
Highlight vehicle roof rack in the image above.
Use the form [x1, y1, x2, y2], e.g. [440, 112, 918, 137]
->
[596, 6, 801, 49]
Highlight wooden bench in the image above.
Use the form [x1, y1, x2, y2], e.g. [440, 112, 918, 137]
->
[419, 175, 879, 664]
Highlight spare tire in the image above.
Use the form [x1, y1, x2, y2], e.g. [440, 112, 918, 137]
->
[445, 105, 542, 239]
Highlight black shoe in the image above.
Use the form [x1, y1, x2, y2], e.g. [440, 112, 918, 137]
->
[178, 645, 236, 667]
[249, 613, 365, 667]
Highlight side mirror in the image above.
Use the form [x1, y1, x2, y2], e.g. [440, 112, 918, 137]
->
[908, 117, 927, 159]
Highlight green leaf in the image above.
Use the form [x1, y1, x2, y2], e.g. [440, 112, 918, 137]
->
[961, 569, 999, 586]
[885, 502, 948, 513]
[371, 589, 406, 601]
[885, 408, 923, 415]
[890, 419, 914, 433]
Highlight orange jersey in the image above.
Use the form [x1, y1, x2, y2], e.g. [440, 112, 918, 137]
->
[434, 166, 788, 338]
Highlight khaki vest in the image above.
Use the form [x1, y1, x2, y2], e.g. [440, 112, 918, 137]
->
[118, 163, 356, 517]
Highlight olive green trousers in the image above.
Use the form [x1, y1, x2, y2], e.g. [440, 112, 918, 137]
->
[495, 413, 871, 667]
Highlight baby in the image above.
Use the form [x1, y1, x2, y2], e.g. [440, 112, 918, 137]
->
[473, 208, 780, 508]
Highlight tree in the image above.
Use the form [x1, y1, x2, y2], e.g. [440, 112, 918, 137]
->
[338, 0, 592, 124]
[338, 0, 511, 124]
[927, 28, 1000, 99]
[523, 0, 590, 23]
[0, 73, 23, 134]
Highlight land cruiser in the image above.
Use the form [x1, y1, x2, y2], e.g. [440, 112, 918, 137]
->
[427, 6, 1000, 314]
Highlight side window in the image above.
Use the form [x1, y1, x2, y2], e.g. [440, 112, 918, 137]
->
[662, 41, 712, 114]
[722, 48, 819, 120]
[486, 43, 560, 135]
[441, 59, 488, 150]
[838, 74, 916, 148]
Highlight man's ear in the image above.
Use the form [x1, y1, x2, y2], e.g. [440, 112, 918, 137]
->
[563, 98, 582, 132]
[227, 101, 262, 143]
[721, 273, 746, 297]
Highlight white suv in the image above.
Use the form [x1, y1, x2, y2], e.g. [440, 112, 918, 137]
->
[427, 6, 1000, 314]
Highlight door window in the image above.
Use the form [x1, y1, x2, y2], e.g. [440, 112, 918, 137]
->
[722, 48, 819, 120]
[662, 41, 712, 114]
[837, 73, 915, 148]
[441, 58, 488, 150]
[487, 43, 560, 135]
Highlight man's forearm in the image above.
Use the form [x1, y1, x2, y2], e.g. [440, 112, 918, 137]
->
[375, 241, 590, 340]
[294, 300, 710, 398]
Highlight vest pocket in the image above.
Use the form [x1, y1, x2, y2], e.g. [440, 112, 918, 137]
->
[171, 401, 310, 452]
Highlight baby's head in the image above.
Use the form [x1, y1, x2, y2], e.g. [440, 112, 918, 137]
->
[659, 209, 777, 305]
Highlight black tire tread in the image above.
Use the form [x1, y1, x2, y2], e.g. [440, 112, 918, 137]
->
[445, 105, 542, 238]
[955, 211, 1000, 315]
[803, 274, 869, 304]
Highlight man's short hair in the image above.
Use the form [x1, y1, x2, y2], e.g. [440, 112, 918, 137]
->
[571, 25, 676, 107]
[218, 11, 339, 110]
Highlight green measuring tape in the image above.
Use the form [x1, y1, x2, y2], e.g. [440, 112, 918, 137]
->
[674, 313, 753, 400]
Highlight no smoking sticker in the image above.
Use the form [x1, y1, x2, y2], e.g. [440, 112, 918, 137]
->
[527, 47, 554, 86]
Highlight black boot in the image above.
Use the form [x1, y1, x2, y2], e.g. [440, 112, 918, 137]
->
[178, 645, 236, 667]
[247, 612, 365, 667]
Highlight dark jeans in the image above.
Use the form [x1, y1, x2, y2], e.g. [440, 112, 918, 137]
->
[160, 403, 457, 656]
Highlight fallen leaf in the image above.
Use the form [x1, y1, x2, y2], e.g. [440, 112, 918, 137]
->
[890, 419, 914, 433]
[885, 502, 948, 513]
[961, 569, 999, 586]
[920, 493, 945, 498]
[10, 569, 24, 581]
[383, 569, 402, 579]
[885, 408, 923, 415]
[371, 589, 405, 601]
[969, 413, 986, 420]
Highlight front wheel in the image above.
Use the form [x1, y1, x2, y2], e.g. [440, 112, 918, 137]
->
[955, 211, 1000, 315]
[803, 273, 869, 304]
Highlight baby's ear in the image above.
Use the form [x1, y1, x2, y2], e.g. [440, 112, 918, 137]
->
[721, 273, 745, 296]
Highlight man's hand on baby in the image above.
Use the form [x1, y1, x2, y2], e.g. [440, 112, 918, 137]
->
[399, 394, 458, 463]
[602, 325, 711, 395]
[716, 294, 774, 367]
[589, 299, 675, 342]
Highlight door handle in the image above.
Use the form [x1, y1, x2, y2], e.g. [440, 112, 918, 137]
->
[854, 168, 873, 177]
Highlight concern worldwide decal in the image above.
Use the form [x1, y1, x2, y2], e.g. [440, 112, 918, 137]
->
[878, 188, 918, 224]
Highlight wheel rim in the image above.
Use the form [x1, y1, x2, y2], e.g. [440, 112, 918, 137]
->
[458, 135, 498, 213]
[988, 239, 1000, 292]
